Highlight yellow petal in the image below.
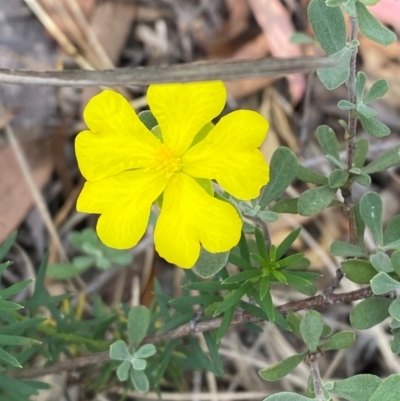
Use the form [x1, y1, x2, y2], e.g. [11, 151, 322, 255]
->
[77, 168, 168, 249]
[76, 90, 160, 181]
[154, 173, 241, 268]
[182, 110, 270, 200]
[147, 81, 226, 155]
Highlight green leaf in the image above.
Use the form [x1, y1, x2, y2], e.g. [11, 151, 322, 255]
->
[326, 154, 346, 169]
[331, 241, 366, 258]
[193, 248, 229, 279]
[328, 169, 349, 188]
[391, 330, 400, 353]
[391, 250, 400, 276]
[298, 185, 336, 216]
[46, 263, 90, 280]
[338, 100, 356, 110]
[169, 295, 222, 312]
[317, 46, 354, 90]
[214, 282, 251, 315]
[290, 32, 315, 44]
[259, 353, 306, 381]
[364, 79, 389, 103]
[358, 114, 391, 137]
[276, 228, 301, 260]
[259, 275, 270, 300]
[133, 344, 156, 359]
[0, 300, 23, 311]
[263, 393, 313, 401]
[0, 347, 21, 367]
[0, 334, 37, 345]
[296, 165, 328, 185]
[369, 374, 400, 401]
[360, 192, 383, 246]
[132, 358, 147, 370]
[356, 103, 377, 119]
[0, 373, 39, 397]
[255, 227, 268, 260]
[319, 331, 355, 351]
[331, 374, 382, 401]
[0, 279, 32, 299]
[371, 272, 400, 295]
[354, 172, 372, 187]
[215, 305, 235, 344]
[353, 138, 369, 168]
[138, 110, 158, 130]
[130, 369, 149, 393]
[350, 296, 392, 329]
[110, 340, 131, 361]
[342, 259, 376, 284]
[116, 360, 131, 381]
[0, 232, 17, 262]
[259, 147, 298, 209]
[273, 198, 299, 214]
[308, 0, 346, 54]
[128, 306, 150, 348]
[356, 1, 396, 46]
[384, 215, 400, 246]
[354, 203, 366, 248]
[257, 210, 279, 223]
[300, 310, 324, 352]
[356, 71, 367, 102]
[222, 270, 261, 285]
[370, 251, 393, 273]
[389, 296, 400, 321]
[364, 146, 400, 176]
[316, 125, 340, 160]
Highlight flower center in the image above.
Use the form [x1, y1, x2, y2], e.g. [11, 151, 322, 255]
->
[154, 145, 182, 178]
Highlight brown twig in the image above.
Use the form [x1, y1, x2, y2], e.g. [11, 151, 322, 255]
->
[307, 352, 326, 401]
[0, 57, 337, 87]
[12, 286, 374, 380]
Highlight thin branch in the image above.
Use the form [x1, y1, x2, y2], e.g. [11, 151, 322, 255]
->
[307, 352, 326, 401]
[12, 286, 374, 380]
[343, 16, 359, 246]
[0, 57, 337, 87]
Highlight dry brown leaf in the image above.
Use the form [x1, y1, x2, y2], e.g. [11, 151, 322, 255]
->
[247, 0, 305, 103]
[0, 139, 53, 243]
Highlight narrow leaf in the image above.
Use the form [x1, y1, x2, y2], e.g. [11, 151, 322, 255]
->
[360, 192, 383, 246]
[259, 353, 306, 381]
[364, 79, 389, 103]
[296, 165, 328, 185]
[331, 241, 366, 258]
[319, 331, 355, 351]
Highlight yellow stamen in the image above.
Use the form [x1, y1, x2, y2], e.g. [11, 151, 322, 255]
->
[154, 145, 182, 178]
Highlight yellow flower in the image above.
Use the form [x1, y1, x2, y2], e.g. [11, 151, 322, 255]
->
[75, 81, 269, 268]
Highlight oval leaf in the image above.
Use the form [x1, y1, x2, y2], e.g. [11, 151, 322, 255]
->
[298, 185, 336, 216]
[350, 297, 392, 329]
[319, 331, 355, 351]
[299, 310, 324, 352]
[360, 192, 383, 246]
[371, 272, 400, 295]
[128, 306, 150, 348]
[259, 353, 306, 381]
[332, 374, 382, 401]
[342, 259, 376, 284]
[193, 248, 229, 279]
[369, 374, 400, 401]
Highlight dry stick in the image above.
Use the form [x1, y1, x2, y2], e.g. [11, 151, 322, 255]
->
[12, 286, 374, 380]
[307, 353, 326, 401]
[0, 56, 337, 87]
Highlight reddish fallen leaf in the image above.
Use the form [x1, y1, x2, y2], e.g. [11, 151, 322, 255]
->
[247, 0, 305, 103]
[0, 139, 53, 244]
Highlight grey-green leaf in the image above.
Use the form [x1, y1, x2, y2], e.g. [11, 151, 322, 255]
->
[342, 259, 376, 284]
[0, 348, 21, 368]
[110, 340, 131, 361]
[319, 331, 355, 351]
[356, 104, 377, 119]
[332, 374, 382, 401]
[130, 369, 149, 393]
[369, 374, 400, 401]
[360, 192, 383, 246]
[358, 114, 391, 137]
[116, 360, 131, 381]
[370, 251, 393, 273]
[371, 272, 400, 295]
[392, 250, 400, 276]
[317, 46, 354, 90]
[362, 145, 400, 174]
[308, 0, 346, 54]
[356, 71, 367, 102]
[316, 125, 340, 160]
[298, 185, 336, 216]
[330, 241, 366, 258]
[389, 296, 400, 321]
[356, 2, 396, 46]
[259, 353, 306, 381]
[193, 248, 229, 279]
[384, 215, 400, 246]
[364, 79, 389, 103]
[350, 297, 392, 329]
[259, 147, 298, 209]
[263, 393, 313, 401]
[296, 165, 328, 185]
[300, 310, 324, 352]
[328, 169, 349, 188]
[338, 100, 356, 110]
[132, 358, 147, 370]
[354, 172, 372, 187]
[353, 138, 369, 168]
[128, 306, 150, 348]
[133, 344, 156, 359]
